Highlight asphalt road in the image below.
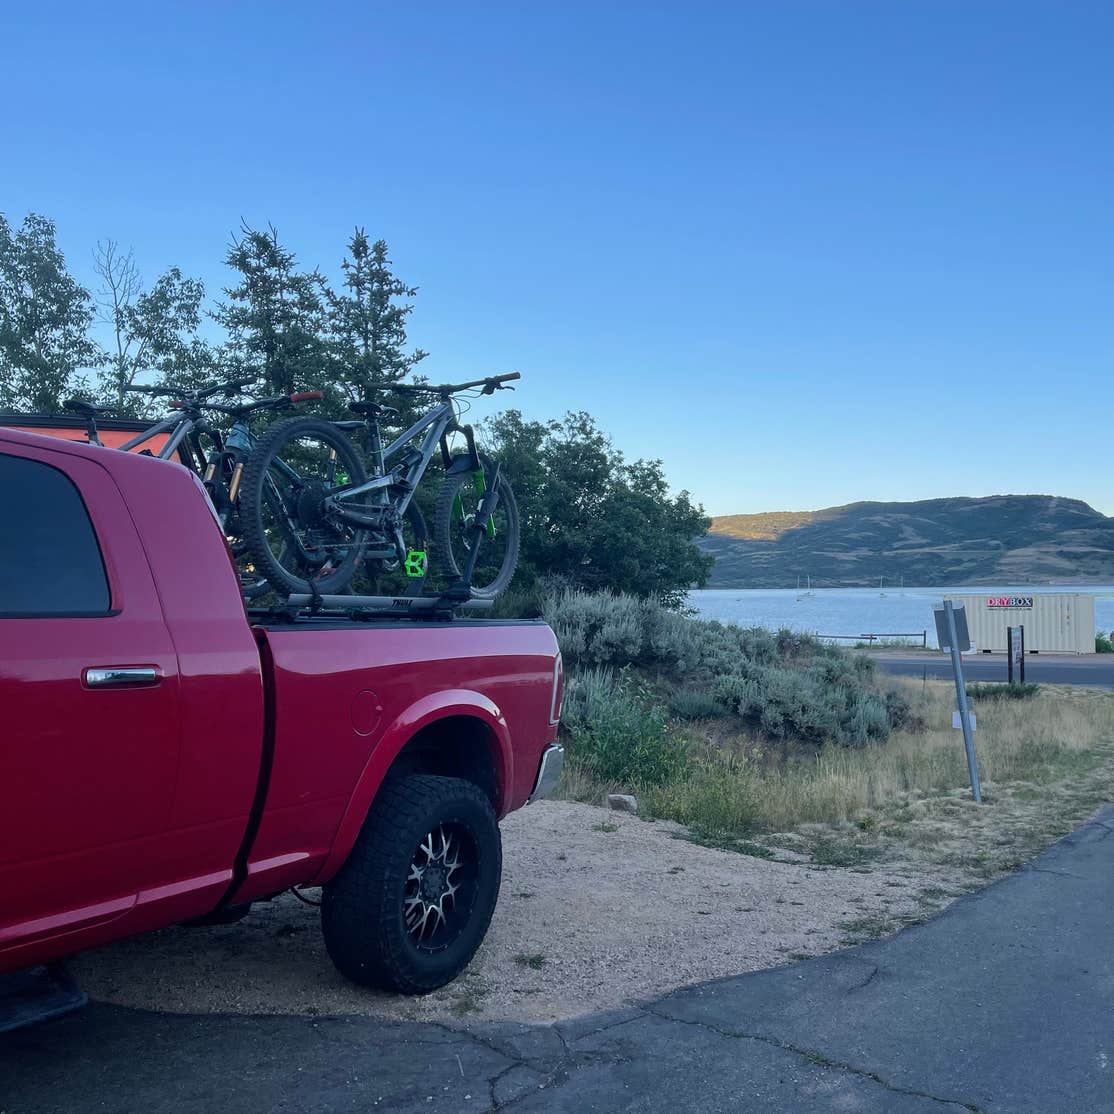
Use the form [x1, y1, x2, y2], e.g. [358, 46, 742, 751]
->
[872, 650, 1114, 689]
[4, 805, 1114, 1113]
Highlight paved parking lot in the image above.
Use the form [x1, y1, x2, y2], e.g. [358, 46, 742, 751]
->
[4, 805, 1113, 1112]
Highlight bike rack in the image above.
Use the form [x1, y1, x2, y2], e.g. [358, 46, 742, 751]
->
[282, 592, 493, 619]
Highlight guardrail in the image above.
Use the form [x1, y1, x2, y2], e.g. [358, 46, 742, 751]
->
[818, 631, 928, 648]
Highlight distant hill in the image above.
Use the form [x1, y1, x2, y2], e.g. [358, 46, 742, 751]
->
[699, 496, 1114, 587]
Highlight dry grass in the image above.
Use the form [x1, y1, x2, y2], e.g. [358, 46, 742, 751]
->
[643, 683, 1111, 825]
[596, 682, 1114, 884]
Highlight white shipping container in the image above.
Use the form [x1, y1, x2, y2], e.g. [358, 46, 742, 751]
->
[943, 593, 1096, 654]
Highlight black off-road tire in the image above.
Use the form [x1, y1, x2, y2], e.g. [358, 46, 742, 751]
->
[433, 459, 520, 600]
[239, 416, 368, 596]
[321, 774, 502, 994]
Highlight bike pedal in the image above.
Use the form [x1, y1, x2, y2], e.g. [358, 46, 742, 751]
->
[405, 549, 428, 578]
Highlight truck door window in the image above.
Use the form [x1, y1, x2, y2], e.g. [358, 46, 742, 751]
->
[0, 452, 111, 616]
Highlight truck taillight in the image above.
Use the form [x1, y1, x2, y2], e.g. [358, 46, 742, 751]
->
[549, 652, 563, 725]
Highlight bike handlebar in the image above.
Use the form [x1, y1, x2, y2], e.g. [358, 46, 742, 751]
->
[125, 377, 257, 400]
[203, 390, 325, 416]
[387, 372, 522, 396]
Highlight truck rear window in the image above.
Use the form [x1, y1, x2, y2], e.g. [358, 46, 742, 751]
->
[0, 453, 111, 616]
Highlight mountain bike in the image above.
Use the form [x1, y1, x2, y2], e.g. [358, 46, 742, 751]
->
[238, 373, 521, 600]
[65, 380, 324, 597]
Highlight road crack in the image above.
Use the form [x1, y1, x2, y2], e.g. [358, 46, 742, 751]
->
[644, 1005, 984, 1112]
[429, 1013, 644, 1112]
[1024, 865, 1085, 880]
[845, 963, 881, 992]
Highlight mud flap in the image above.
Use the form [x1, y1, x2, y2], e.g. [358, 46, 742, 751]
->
[0, 963, 87, 1033]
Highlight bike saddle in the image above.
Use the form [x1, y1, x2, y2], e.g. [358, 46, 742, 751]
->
[349, 400, 400, 419]
[331, 420, 365, 431]
[63, 399, 113, 417]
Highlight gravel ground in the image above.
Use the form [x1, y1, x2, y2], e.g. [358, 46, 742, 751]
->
[72, 801, 940, 1023]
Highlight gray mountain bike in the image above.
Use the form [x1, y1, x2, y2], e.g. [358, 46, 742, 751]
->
[238, 373, 521, 600]
[65, 379, 325, 598]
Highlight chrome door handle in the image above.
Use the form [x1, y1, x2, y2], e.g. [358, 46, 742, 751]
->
[84, 666, 161, 688]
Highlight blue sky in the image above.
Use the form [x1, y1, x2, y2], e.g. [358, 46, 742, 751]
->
[4, 1, 1112, 515]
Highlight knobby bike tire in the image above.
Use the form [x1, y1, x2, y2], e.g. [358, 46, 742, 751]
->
[433, 457, 520, 600]
[239, 415, 369, 596]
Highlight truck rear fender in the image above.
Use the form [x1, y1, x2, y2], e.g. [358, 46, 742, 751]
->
[313, 690, 512, 884]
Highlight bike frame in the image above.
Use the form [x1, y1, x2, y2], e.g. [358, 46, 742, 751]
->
[323, 398, 463, 527]
[118, 413, 200, 460]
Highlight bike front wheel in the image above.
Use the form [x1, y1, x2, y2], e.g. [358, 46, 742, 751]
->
[433, 457, 520, 600]
[239, 416, 370, 596]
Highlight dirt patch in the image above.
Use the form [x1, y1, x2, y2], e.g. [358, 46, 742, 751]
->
[72, 801, 939, 1024]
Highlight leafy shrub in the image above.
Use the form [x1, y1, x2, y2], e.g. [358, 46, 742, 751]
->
[560, 669, 690, 786]
[1097, 633, 1114, 653]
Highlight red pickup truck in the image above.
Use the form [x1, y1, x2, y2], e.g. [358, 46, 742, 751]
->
[0, 426, 563, 1019]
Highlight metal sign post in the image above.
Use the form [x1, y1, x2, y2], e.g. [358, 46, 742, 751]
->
[935, 600, 982, 803]
[1008, 626, 1025, 685]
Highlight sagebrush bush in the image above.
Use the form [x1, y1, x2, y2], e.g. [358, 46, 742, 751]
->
[560, 668, 690, 786]
[708, 659, 890, 746]
[549, 588, 908, 756]
[543, 588, 835, 673]
[884, 686, 924, 732]
[668, 688, 726, 720]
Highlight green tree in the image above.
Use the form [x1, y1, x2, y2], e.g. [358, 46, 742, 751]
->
[0, 213, 100, 412]
[93, 239, 215, 410]
[214, 223, 330, 396]
[486, 410, 713, 606]
[328, 230, 427, 403]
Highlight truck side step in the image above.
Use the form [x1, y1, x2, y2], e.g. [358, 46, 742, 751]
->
[0, 964, 87, 1033]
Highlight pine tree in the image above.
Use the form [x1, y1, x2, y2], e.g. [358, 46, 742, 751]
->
[328, 230, 427, 402]
[214, 223, 331, 396]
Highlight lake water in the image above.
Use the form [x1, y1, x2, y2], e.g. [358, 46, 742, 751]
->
[687, 586, 1114, 648]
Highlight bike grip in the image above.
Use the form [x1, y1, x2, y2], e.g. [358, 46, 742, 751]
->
[290, 391, 324, 402]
